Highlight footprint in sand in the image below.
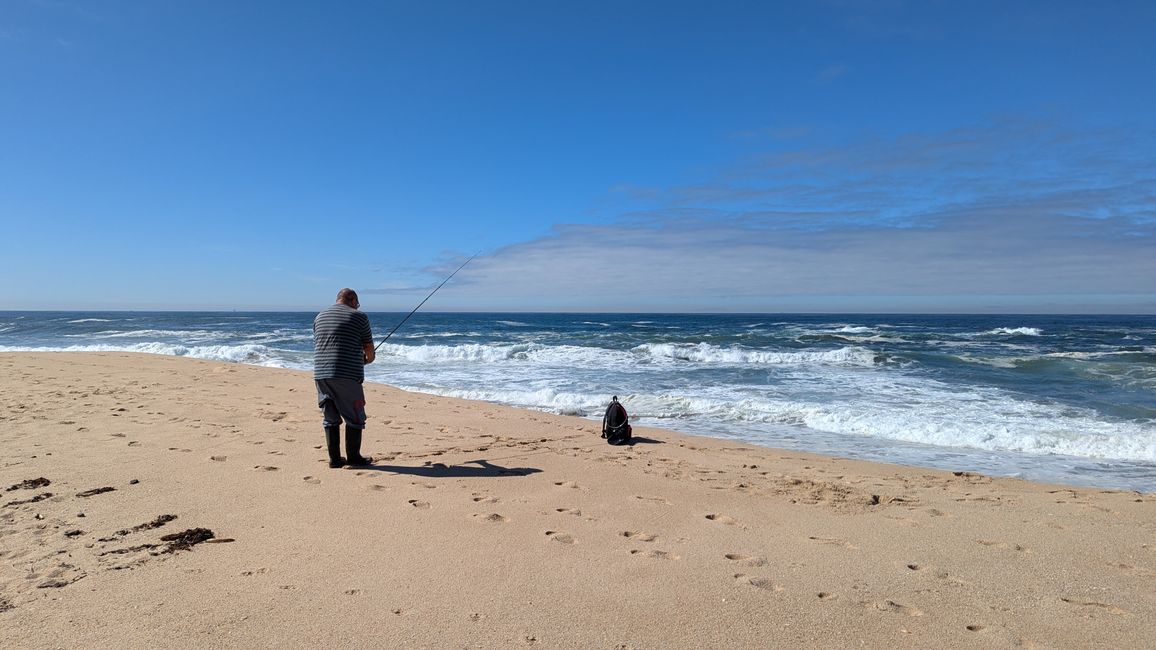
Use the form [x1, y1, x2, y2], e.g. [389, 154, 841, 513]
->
[621, 531, 657, 542]
[303, 476, 321, 485]
[555, 508, 582, 516]
[1060, 597, 1129, 615]
[545, 530, 575, 544]
[472, 495, 500, 504]
[253, 466, 279, 472]
[725, 553, 768, 567]
[734, 574, 782, 592]
[817, 592, 838, 601]
[868, 600, 923, 617]
[35, 561, 89, 589]
[634, 495, 672, 505]
[705, 513, 740, 526]
[407, 499, 431, 510]
[368, 484, 389, 492]
[554, 481, 581, 489]
[631, 549, 678, 560]
[210, 456, 227, 462]
[976, 540, 1031, 553]
[808, 536, 859, 550]
[475, 513, 509, 523]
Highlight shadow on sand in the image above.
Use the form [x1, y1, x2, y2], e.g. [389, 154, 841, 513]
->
[361, 459, 541, 478]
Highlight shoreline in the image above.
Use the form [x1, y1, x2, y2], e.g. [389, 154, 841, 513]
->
[360, 376, 1156, 496]
[2, 352, 1154, 648]
[4, 311, 1153, 494]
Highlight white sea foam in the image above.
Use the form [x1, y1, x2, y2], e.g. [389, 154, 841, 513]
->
[377, 342, 639, 369]
[788, 394, 1156, 463]
[68, 329, 228, 340]
[411, 385, 598, 416]
[958, 348, 1156, 371]
[395, 331, 481, 338]
[0, 342, 289, 367]
[982, 327, 1043, 336]
[1044, 350, 1155, 360]
[242, 329, 314, 344]
[856, 389, 1146, 462]
[378, 342, 532, 363]
[67, 318, 114, 323]
[634, 343, 880, 366]
[384, 341, 883, 369]
[388, 374, 1156, 464]
[654, 387, 1155, 464]
[834, 326, 875, 334]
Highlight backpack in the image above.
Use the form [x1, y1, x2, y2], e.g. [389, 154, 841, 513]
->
[601, 396, 633, 446]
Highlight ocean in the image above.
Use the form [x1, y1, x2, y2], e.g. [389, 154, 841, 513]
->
[2, 311, 1153, 493]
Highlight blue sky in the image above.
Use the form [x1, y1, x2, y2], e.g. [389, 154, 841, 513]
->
[1, 1, 1153, 312]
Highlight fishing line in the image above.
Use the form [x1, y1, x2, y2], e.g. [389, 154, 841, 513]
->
[374, 254, 476, 351]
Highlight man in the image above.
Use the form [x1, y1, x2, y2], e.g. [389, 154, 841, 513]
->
[313, 288, 376, 468]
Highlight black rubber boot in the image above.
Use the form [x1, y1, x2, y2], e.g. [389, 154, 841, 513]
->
[346, 426, 372, 467]
[325, 425, 346, 468]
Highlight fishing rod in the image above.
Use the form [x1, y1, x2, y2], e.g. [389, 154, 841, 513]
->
[374, 254, 476, 351]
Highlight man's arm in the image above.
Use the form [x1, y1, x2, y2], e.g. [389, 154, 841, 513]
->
[360, 313, 375, 364]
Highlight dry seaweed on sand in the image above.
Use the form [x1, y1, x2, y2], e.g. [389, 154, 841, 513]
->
[3, 492, 52, 508]
[159, 528, 215, 553]
[115, 514, 177, 536]
[6, 477, 50, 491]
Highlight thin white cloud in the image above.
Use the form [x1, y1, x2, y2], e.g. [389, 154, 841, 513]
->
[434, 120, 1156, 313]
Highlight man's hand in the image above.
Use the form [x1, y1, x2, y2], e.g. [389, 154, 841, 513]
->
[362, 342, 376, 365]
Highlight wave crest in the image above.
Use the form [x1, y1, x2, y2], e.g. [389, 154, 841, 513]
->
[0, 342, 283, 366]
[982, 327, 1043, 336]
[634, 343, 881, 366]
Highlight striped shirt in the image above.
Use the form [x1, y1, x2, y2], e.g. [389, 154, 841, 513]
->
[313, 304, 373, 381]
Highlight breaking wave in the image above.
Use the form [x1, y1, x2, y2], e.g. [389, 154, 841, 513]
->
[635, 343, 882, 366]
[0, 343, 288, 366]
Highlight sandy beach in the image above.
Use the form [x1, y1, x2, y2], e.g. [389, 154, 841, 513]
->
[1, 352, 1153, 648]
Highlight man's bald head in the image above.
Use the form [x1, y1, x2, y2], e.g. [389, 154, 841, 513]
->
[336, 288, 360, 309]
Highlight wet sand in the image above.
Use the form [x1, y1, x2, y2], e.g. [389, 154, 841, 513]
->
[1, 352, 1153, 648]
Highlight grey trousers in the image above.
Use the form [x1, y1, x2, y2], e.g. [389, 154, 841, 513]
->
[315, 378, 367, 428]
